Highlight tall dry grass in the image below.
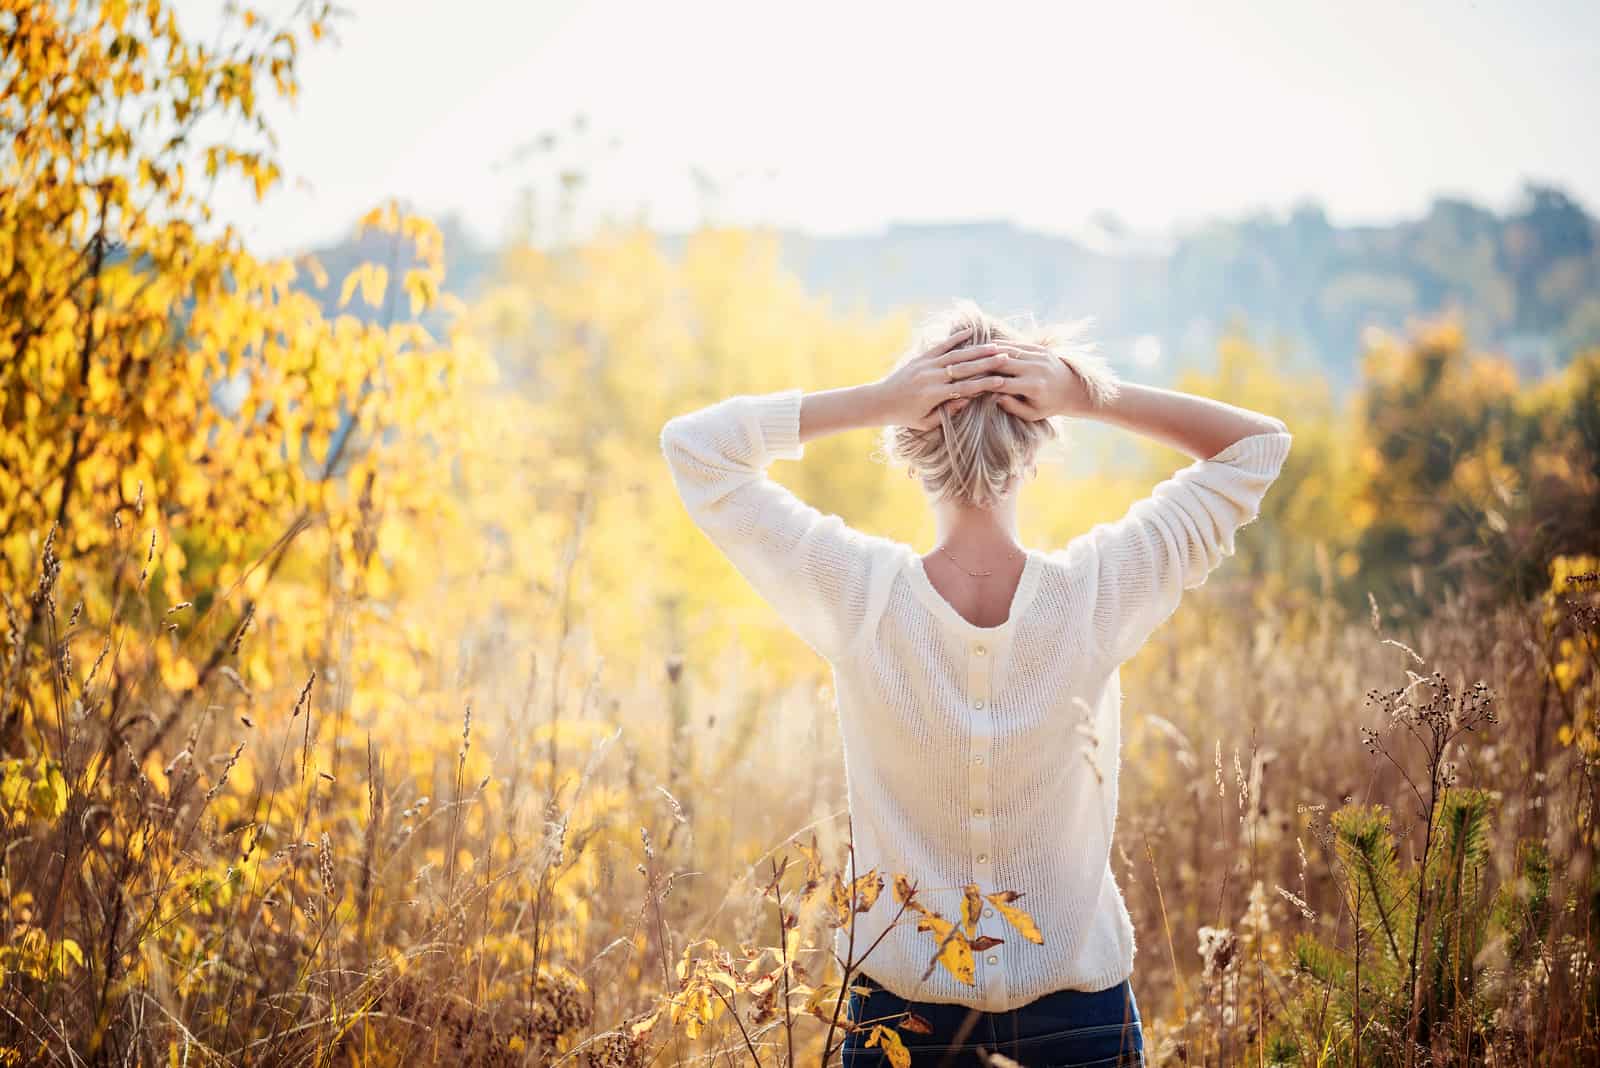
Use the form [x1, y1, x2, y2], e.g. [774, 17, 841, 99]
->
[2, 507, 1596, 1066]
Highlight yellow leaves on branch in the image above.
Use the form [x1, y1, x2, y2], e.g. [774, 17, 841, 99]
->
[0, 757, 69, 827]
[891, 875, 1043, 986]
[2, 0, 484, 752]
[0, 926, 84, 985]
[338, 262, 387, 310]
[348, 200, 444, 315]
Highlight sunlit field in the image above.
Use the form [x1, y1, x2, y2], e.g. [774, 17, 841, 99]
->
[3, 4, 1599, 1066]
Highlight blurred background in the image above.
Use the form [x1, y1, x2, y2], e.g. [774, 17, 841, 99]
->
[193, 0, 1600, 384]
[3, 1, 1599, 1064]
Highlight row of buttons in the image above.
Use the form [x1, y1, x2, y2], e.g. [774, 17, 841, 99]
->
[969, 641, 1000, 972]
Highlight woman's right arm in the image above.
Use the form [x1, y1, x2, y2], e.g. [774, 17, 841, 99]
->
[1088, 381, 1287, 459]
[1077, 382, 1293, 664]
[980, 342, 1295, 664]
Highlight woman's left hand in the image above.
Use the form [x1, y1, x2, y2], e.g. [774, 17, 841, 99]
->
[872, 326, 1020, 430]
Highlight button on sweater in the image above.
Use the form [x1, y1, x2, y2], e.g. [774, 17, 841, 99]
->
[659, 388, 1293, 1012]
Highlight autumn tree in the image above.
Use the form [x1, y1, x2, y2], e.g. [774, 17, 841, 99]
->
[0, 1, 485, 1051]
[1353, 316, 1600, 614]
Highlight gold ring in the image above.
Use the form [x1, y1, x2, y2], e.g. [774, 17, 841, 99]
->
[949, 389, 960, 400]
[945, 365, 954, 381]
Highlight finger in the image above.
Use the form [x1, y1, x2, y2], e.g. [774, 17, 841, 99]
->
[922, 325, 977, 360]
[917, 394, 971, 428]
[993, 340, 1052, 360]
[944, 352, 1020, 381]
[996, 393, 1039, 420]
[934, 342, 1009, 367]
[956, 374, 1012, 395]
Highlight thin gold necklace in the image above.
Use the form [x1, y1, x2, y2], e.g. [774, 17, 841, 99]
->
[938, 544, 1024, 578]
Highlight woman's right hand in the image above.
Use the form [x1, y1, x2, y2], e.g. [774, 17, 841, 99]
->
[981, 340, 1099, 421]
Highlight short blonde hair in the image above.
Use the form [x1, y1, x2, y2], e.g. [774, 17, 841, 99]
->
[878, 298, 1120, 509]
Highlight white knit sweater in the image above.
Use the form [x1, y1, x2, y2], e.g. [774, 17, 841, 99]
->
[660, 389, 1292, 1012]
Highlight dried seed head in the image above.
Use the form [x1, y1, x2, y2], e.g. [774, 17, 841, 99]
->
[204, 743, 245, 804]
[230, 603, 255, 655]
[319, 831, 336, 899]
[32, 523, 61, 611]
[1197, 925, 1238, 982]
[292, 672, 315, 717]
[1275, 885, 1315, 921]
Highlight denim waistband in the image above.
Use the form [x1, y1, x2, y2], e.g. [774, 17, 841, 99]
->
[853, 971, 1141, 1030]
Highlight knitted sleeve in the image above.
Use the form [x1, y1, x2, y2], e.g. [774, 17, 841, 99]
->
[659, 388, 880, 662]
[1087, 429, 1293, 666]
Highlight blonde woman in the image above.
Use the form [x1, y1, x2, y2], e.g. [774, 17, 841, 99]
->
[660, 299, 1292, 1067]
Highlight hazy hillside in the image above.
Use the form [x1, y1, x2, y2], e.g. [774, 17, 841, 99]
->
[303, 181, 1599, 387]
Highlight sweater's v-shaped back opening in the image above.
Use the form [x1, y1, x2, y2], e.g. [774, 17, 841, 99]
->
[902, 546, 1044, 636]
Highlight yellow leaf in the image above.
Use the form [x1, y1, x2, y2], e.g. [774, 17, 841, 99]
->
[961, 883, 982, 937]
[870, 1025, 911, 1068]
[916, 913, 975, 985]
[892, 873, 924, 912]
[30, 759, 68, 821]
[357, 200, 399, 235]
[984, 890, 1044, 945]
[301, 254, 328, 289]
[404, 270, 430, 316]
[804, 982, 841, 1017]
[53, 938, 84, 974]
[784, 924, 801, 963]
[359, 263, 388, 308]
[852, 869, 884, 913]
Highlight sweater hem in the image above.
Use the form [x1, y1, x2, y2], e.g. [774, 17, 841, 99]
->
[856, 956, 1137, 1014]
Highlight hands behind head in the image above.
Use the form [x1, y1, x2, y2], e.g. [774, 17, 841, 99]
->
[874, 326, 1097, 431]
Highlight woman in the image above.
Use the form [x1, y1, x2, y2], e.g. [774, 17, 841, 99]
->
[659, 299, 1292, 1067]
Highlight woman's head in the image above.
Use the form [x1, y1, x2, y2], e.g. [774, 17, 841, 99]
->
[879, 298, 1120, 510]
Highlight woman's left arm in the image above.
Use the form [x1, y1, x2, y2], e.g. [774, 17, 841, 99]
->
[659, 387, 884, 662]
[660, 334, 1010, 660]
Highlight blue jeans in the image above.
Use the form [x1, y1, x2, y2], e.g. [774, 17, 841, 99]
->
[840, 970, 1145, 1067]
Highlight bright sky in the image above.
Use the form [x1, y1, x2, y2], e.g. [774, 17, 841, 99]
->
[180, 0, 1600, 255]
